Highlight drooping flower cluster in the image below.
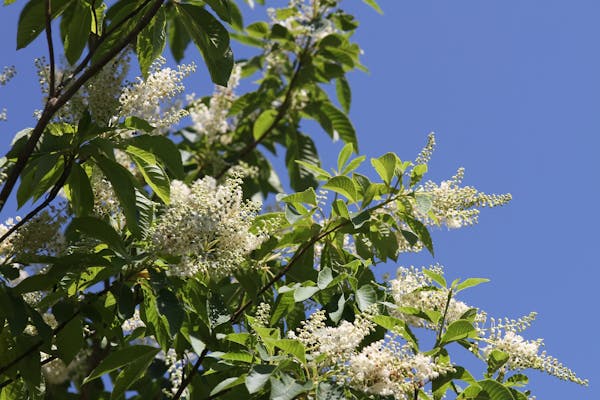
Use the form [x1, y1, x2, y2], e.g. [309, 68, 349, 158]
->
[345, 338, 452, 399]
[0, 208, 66, 263]
[188, 64, 241, 143]
[416, 168, 512, 229]
[476, 312, 588, 385]
[150, 176, 263, 279]
[119, 57, 195, 130]
[389, 265, 472, 328]
[33, 56, 130, 125]
[0, 65, 16, 86]
[291, 310, 453, 399]
[0, 65, 16, 121]
[289, 310, 375, 361]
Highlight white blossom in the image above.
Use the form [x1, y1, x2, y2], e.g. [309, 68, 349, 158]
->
[119, 57, 195, 130]
[150, 176, 263, 279]
[390, 266, 471, 329]
[189, 64, 242, 143]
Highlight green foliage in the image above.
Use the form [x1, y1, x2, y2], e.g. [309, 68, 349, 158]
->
[0, 0, 585, 399]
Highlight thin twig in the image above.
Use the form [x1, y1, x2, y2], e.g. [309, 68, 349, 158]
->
[171, 348, 209, 400]
[0, 156, 74, 245]
[64, 0, 154, 85]
[0, 0, 165, 214]
[45, 0, 56, 98]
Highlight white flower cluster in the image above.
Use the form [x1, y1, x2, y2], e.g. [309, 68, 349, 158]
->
[163, 349, 188, 398]
[189, 64, 241, 143]
[34, 56, 130, 125]
[416, 168, 512, 229]
[0, 65, 16, 121]
[289, 310, 374, 361]
[0, 65, 16, 86]
[291, 310, 453, 399]
[477, 313, 588, 385]
[150, 177, 263, 279]
[119, 57, 195, 130]
[86, 55, 130, 125]
[0, 208, 66, 263]
[267, 0, 339, 46]
[389, 266, 471, 329]
[346, 339, 452, 399]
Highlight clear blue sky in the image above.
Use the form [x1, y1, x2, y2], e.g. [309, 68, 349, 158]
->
[0, 1, 597, 398]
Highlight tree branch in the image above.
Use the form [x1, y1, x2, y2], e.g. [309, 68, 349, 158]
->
[0, 0, 165, 214]
[0, 155, 74, 245]
[171, 348, 209, 400]
[45, 0, 56, 98]
[64, 0, 154, 86]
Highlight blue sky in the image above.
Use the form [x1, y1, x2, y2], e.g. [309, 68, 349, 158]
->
[0, 1, 598, 398]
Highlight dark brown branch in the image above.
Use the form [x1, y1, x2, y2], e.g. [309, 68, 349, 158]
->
[0, 0, 165, 214]
[231, 221, 347, 323]
[45, 0, 56, 98]
[171, 348, 209, 400]
[0, 156, 74, 245]
[65, 0, 154, 84]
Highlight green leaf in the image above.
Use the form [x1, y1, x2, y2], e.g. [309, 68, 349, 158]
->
[415, 193, 433, 215]
[335, 76, 351, 113]
[83, 345, 160, 384]
[404, 216, 434, 255]
[175, 3, 233, 86]
[121, 116, 155, 133]
[487, 349, 510, 375]
[410, 164, 428, 187]
[136, 7, 166, 77]
[279, 187, 317, 206]
[294, 160, 331, 181]
[337, 142, 354, 172]
[440, 319, 476, 345]
[317, 267, 333, 290]
[55, 318, 83, 364]
[17, 154, 63, 208]
[286, 132, 320, 191]
[262, 338, 306, 364]
[371, 314, 418, 349]
[111, 350, 157, 400]
[342, 155, 366, 175]
[294, 285, 320, 302]
[477, 379, 516, 400]
[125, 145, 171, 204]
[128, 134, 184, 179]
[270, 374, 312, 400]
[253, 109, 278, 141]
[423, 269, 447, 288]
[362, 0, 383, 14]
[65, 216, 127, 256]
[141, 284, 170, 351]
[246, 365, 275, 394]
[371, 153, 397, 185]
[321, 102, 357, 149]
[323, 175, 357, 203]
[94, 155, 144, 237]
[61, 0, 92, 64]
[209, 375, 246, 396]
[157, 288, 184, 337]
[17, 0, 70, 49]
[64, 163, 94, 216]
[506, 374, 529, 387]
[455, 278, 490, 293]
[355, 284, 376, 312]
